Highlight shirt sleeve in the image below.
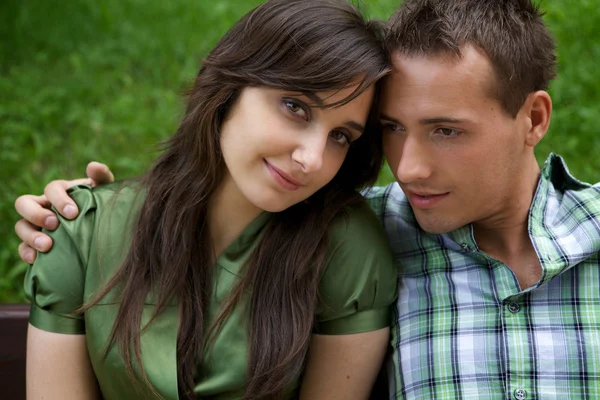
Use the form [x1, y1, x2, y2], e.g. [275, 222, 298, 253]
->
[314, 200, 397, 335]
[23, 185, 97, 334]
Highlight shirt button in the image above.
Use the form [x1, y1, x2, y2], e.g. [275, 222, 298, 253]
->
[514, 388, 527, 400]
[508, 302, 521, 314]
[460, 243, 471, 252]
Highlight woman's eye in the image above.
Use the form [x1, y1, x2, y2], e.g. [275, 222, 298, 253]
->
[435, 127, 462, 137]
[330, 130, 350, 145]
[284, 100, 308, 120]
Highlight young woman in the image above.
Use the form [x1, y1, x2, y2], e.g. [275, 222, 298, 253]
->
[16, 1, 396, 399]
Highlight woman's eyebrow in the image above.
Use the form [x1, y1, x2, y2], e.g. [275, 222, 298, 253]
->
[302, 92, 325, 106]
[297, 92, 365, 132]
[344, 121, 365, 133]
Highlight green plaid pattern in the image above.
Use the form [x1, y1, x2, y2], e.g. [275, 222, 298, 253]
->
[366, 154, 600, 399]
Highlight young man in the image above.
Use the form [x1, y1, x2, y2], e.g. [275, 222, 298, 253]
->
[367, 1, 600, 398]
[14, 0, 600, 398]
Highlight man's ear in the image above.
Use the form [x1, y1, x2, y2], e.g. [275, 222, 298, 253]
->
[523, 90, 552, 147]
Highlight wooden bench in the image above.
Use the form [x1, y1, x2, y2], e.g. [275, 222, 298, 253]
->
[0, 304, 28, 400]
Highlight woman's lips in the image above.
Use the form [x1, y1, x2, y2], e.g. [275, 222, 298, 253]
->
[264, 160, 302, 191]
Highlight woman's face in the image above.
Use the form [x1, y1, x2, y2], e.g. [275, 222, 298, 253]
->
[219, 84, 374, 213]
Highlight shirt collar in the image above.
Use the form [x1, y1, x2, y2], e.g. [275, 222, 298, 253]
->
[528, 153, 600, 284]
[221, 211, 272, 259]
[446, 153, 600, 285]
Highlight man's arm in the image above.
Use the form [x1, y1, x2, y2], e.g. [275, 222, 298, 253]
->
[14, 162, 114, 263]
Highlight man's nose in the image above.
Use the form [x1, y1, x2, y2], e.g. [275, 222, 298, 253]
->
[396, 135, 433, 183]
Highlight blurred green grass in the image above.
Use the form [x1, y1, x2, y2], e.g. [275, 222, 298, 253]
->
[1, 0, 599, 302]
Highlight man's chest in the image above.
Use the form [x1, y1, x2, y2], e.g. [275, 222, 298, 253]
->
[390, 256, 600, 400]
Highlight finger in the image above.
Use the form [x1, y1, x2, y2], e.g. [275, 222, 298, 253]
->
[44, 179, 91, 220]
[86, 161, 114, 186]
[15, 194, 59, 230]
[15, 219, 54, 252]
[19, 242, 37, 264]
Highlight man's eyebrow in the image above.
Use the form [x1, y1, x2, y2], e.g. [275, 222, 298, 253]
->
[380, 114, 468, 125]
[380, 114, 401, 124]
[419, 117, 467, 125]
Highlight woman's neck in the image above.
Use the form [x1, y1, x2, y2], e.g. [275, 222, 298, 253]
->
[208, 172, 263, 258]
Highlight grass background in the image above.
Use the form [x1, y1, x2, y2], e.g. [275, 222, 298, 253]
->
[1, 0, 599, 302]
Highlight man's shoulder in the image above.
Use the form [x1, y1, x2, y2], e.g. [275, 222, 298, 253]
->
[362, 183, 442, 259]
[531, 154, 600, 267]
[538, 154, 600, 223]
[363, 183, 415, 222]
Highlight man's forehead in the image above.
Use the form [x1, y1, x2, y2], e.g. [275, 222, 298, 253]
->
[390, 45, 493, 80]
[386, 48, 494, 93]
[380, 46, 500, 120]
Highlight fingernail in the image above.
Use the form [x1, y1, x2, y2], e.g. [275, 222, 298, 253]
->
[45, 215, 58, 229]
[34, 236, 46, 251]
[25, 250, 35, 264]
[63, 204, 76, 219]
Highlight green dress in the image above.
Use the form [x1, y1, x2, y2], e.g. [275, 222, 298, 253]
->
[24, 183, 397, 399]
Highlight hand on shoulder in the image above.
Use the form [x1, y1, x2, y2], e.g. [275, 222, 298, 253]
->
[14, 162, 115, 263]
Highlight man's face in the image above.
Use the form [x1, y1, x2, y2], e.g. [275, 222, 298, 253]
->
[380, 46, 531, 234]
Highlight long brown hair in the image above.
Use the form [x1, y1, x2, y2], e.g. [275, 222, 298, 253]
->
[86, 1, 390, 398]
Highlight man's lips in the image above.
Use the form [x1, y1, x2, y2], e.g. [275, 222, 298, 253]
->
[264, 160, 303, 191]
[405, 190, 450, 209]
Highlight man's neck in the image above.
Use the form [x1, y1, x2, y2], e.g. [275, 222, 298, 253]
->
[472, 160, 542, 290]
[474, 223, 542, 290]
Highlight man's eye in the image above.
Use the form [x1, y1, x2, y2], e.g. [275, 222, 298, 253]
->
[436, 127, 462, 137]
[382, 123, 402, 132]
[284, 100, 308, 120]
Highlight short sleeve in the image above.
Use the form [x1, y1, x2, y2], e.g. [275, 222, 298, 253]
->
[24, 185, 97, 334]
[314, 201, 397, 335]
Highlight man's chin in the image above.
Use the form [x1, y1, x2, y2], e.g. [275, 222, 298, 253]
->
[414, 214, 463, 234]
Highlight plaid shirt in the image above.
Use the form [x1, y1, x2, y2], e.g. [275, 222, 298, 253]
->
[366, 154, 600, 400]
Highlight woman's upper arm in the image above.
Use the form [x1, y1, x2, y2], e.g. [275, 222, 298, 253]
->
[299, 328, 390, 400]
[24, 187, 100, 399]
[24, 186, 98, 334]
[315, 201, 397, 335]
[27, 324, 100, 400]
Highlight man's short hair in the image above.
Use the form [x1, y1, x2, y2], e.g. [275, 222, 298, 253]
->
[386, 0, 557, 117]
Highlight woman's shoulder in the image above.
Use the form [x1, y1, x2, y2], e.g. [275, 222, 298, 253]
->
[31, 181, 144, 281]
[66, 181, 144, 214]
[62, 181, 143, 229]
[24, 181, 145, 334]
[326, 198, 388, 252]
